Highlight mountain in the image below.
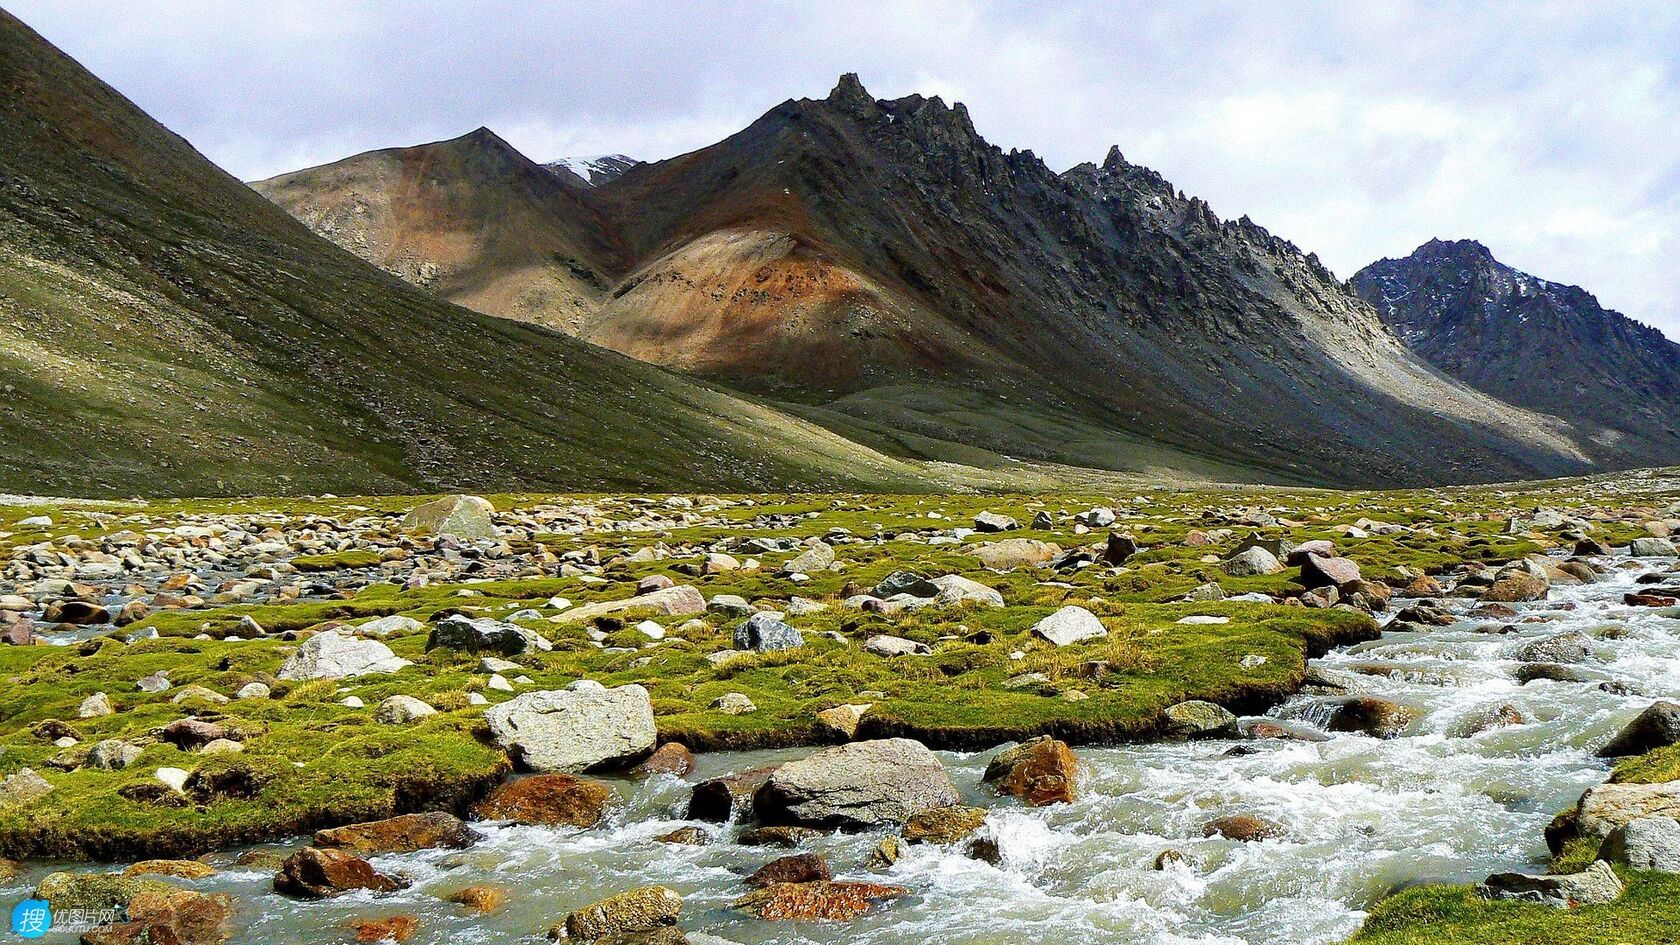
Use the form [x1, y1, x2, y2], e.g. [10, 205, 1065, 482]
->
[546, 154, 641, 187]
[259, 75, 1594, 487]
[0, 12, 966, 498]
[1354, 239, 1680, 466]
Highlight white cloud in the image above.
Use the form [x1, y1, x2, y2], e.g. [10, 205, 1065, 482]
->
[9, 0, 1679, 336]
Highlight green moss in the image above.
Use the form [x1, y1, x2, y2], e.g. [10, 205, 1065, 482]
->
[290, 549, 384, 571]
[1353, 869, 1680, 944]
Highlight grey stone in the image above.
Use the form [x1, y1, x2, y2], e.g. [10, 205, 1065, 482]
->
[1162, 700, 1238, 739]
[1631, 536, 1678, 557]
[1599, 701, 1680, 757]
[278, 630, 412, 680]
[756, 738, 960, 828]
[873, 571, 940, 599]
[1224, 545, 1284, 577]
[427, 614, 552, 656]
[973, 511, 1019, 533]
[784, 540, 836, 574]
[1478, 859, 1623, 907]
[1598, 817, 1680, 872]
[1031, 606, 1107, 646]
[864, 635, 930, 657]
[375, 695, 438, 724]
[403, 495, 496, 540]
[483, 685, 656, 773]
[734, 612, 804, 651]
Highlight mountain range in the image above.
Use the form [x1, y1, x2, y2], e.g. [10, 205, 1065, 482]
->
[5, 9, 1677, 497]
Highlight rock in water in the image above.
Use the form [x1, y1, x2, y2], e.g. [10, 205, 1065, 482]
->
[483, 686, 656, 773]
[1598, 701, 1680, 757]
[687, 765, 781, 821]
[1030, 606, 1107, 646]
[315, 812, 482, 856]
[901, 805, 988, 844]
[278, 630, 411, 681]
[559, 885, 682, 943]
[744, 852, 832, 887]
[1161, 700, 1238, 739]
[273, 847, 405, 899]
[1598, 816, 1680, 872]
[983, 736, 1079, 805]
[1631, 536, 1678, 557]
[1478, 859, 1624, 907]
[756, 739, 960, 828]
[402, 495, 496, 540]
[730, 881, 907, 921]
[472, 773, 614, 827]
[1326, 697, 1420, 739]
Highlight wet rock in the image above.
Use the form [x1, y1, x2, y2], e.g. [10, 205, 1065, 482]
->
[688, 765, 781, 821]
[472, 773, 614, 827]
[1451, 703, 1530, 737]
[558, 885, 682, 943]
[733, 612, 803, 652]
[631, 743, 695, 778]
[443, 885, 508, 913]
[655, 826, 709, 845]
[737, 826, 824, 847]
[1515, 631, 1593, 664]
[901, 805, 988, 844]
[315, 812, 481, 855]
[730, 880, 907, 921]
[1401, 574, 1444, 597]
[1482, 572, 1548, 603]
[1201, 814, 1285, 841]
[1575, 537, 1613, 556]
[744, 852, 831, 887]
[1478, 859, 1623, 907]
[427, 614, 552, 655]
[1326, 697, 1419, 739]
[484, 685, 656, 773]
[403, 495, 496, 540]
[1155, 849, 1192, 870]
[347, 914, 420, 943]
[1161, 700, 1238, 739]
[80, 885, 237, 945]
[278, 630, 411, 681]
[1515, 663, 1595, 684]
[1030, 606, 1106, 646]
[1599, 701, 1680, 757]
[756, 739, 960, 829]
[1598, 816, 1680, 872]
[45, 599, 109, 625]
[983, 736, 1079, 806]
[122, 859, 217, 880]
[867, 835, 904, 869]
[0, 857, 17, 883]
[273, 846, 405, 899]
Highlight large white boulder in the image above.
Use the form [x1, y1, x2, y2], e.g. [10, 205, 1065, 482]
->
[483, 685, 656, 772]
[278, 630, 412, 681]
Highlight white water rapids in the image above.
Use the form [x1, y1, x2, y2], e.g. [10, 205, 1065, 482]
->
[11, 555, 1680, 943]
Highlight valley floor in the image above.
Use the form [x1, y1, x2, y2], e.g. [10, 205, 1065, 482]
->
[0, 471, 1677, 943]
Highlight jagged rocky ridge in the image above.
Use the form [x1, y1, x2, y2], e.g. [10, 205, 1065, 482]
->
[260, 75, 1601, 487]
[1354, 238, 1680, 468]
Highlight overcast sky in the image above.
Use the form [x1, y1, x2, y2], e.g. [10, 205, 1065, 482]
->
[12, 1, 1680, 338]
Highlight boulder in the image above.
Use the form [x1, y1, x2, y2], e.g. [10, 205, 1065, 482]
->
[345, 915, 419, 944]
[559, 885, 682, 943]
[784, 541, 835, 575]
[1515, 631, 1594, 664]
[375, 695, 437, 725]
[79, 885, 236, 945]
[122, 859, 217, 880]
[80, 692, 115, 718]
[1202, 814, 1285, 842]
[1326, 697, 1419, 739]
[1104, 532, 1141, 565]
[814, 703, 871, 740]
[402, 495, 496, 540]
[1573, 782, 1680, 841]
[711, 692, 758, 715]
[484, 685, 656, 773]
[278, 630, 411, 681]
[1224, 546, 1284, 577]
[357, 615, 424, 637]
[1631, 536, 1678, 557]
[1300, 555, 1362, 591]
[864, 635, 930, 657]
[160, 719, 227, 751]
[733, 612, 803, 652]
[730, 881, 906, 921]
[737, 825, 823, 847]
[315, 812, 481, 856]
[273, 847, 405, 899]
[1478, 859, 1623, 907]
[443, 885, 508, 913]
[630, 743, 695, 778]
[973, 539, 1059, 570]
[874, 571, 941, 599]
[87, 739, 142, 770]
[1482, 572, 1549, 603]
[473, 773, 613, 827]
[1599, 701, 1680, 757]
[973, 511, 1019, 532]
[983, 736, 1079, 806]
[1285, 540, 1337, 564]
[688, 765, 780, 821]
[744, 852, 831, 887]
[1030, 606, 1107, 646]
[1598, 816, 1680, 872]
[756, 739, 960, 828]
[928, 574, 1005, 607]
[554, 585, 707, 624]
[427, 615, 551, 655]
[901, 805, 988, 844]
[1161, 700, 1238, 739]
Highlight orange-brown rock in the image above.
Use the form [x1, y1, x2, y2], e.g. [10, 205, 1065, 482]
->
[272, 847, 405, 899]
[744, 852, 831, 888]
[347, 914, 419, 943]
[315, 812, 482, 856]
[472, 773, 613, 827]
[1201, 815, 1285, 842]
[631, 742, 695, 777]
[982, 736, 1078, 805]
[687, 764, 780, 821]
[731, 880, 908, 921]
[443, 885, 508, 913]
[81, 886, 236, 945]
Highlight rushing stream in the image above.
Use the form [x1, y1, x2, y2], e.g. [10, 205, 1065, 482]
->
[11, 555, 1680, 943]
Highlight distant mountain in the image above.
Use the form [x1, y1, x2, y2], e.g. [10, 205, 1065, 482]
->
[1354, 239, 1680, 466]
[256, 74, 1604, 487]
[0, 12, 944, 497]
[546, 154, 641, 187]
